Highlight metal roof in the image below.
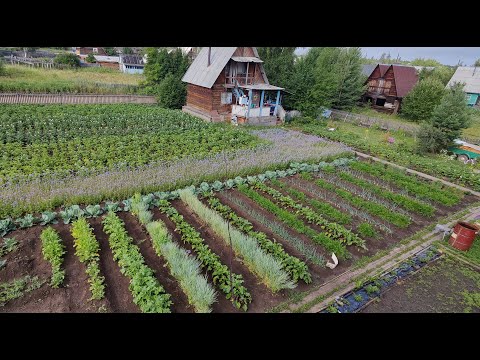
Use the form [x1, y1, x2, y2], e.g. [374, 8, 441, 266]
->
[120, 54, 144, 66]
[240, 84, 284, 91]
[391, 65, 418, 98]
[93, 55, 119, 63]
[361, 64, 376, 77]
[231, 56, 263, 63]
[447, 67, 480, 94]
[182, 47, 237, 88]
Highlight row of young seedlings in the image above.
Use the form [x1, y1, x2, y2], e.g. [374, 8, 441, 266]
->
[248, 181, 367, 249]
[130, 193, 217, 313]
[201, 192, 312, 284]
[269, 179, 378, 239]
[349, 161, 462, 206]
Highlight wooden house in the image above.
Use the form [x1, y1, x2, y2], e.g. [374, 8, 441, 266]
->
[181, 47, 285, 125]
[362, 64, 418, 114]
[447, 66, 480, 108]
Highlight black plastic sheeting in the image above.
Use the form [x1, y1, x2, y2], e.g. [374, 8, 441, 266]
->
[320, 246, 441, 313]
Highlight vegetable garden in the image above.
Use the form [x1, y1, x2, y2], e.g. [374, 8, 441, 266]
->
[2, 157, 477, 312]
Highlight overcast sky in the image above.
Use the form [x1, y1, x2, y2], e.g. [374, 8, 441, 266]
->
[294, 47, 480, 66]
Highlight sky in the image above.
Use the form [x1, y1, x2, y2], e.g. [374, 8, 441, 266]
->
[294, 47, 480, 66]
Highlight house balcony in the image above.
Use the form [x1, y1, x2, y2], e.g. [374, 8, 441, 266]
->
[367, 86, 391, 96]
[225, 75, 255, 86]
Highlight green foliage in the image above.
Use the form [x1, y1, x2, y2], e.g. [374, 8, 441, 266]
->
[122, 47, 134, 55]
[85, 53, 96, 63]
[418, 66, 455, 86]
[313, 177, 411, 228]
[85, 205, 103, 218]
[179, 189, 296, 292]
[270, 178, 352, 224]
[227, 194, 326, 266]
[143, 47, 189, 87]
[102, 212, 172, 312]
[257, 48, 296, 108]
[250, 181, 366, 249]
[146, 221, 217, 313]
[474, 59, 480, 67]
[104, 47, 118, 56]
[296, 122, 480, 191]
[365, 284, 380, 295]
[0, 58, 5, 76]
[357, 223, 377, 238]
[237, 184, 349, 259]
[409, 58, 443, 67]
[16, 214, 35, 228]
[0, 237, 18, 257]
[418, 82, 472, 154]
[349, 161, 461, 206]
[40, 211, 57, 225]
[71, 217, 105, 300]
[60, 205, 84, 224]
[401, 78, 446, 121]
[337, 171, 435, 216]
[54, 53, 80, 67]
[157, 200, 251, 311]
[0, 275, 44, 306]
[0, 218, 16, 237]
[156, 73, 186, 109]
[0, 104, 261, 183]
[40, 227, 66, 288]
[308, 47, 365, 114]
[203, 192, 311, 284]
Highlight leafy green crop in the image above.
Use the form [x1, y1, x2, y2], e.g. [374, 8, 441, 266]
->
[102, 212, 172, 313]
[40, 227, 66, 288]
[203, 192, 311, 284]
[71, 217, 105, 300]
[157, 200, 252, 311]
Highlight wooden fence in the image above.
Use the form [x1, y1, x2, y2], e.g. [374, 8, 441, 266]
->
[329, 109, 420, 134]
[0, 93, 157, 104]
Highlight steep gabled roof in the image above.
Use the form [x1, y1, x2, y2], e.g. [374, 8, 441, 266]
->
[361, 64, 376, 77]
[182, 47, 269, 89]
[379, 64, 390, 77]
[447, 66, 480, 94]
[391, 65, 418, 97]
[182, 47, 237, 88]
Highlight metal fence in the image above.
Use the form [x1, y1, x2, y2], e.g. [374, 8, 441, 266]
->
[0, 93, 157, 104]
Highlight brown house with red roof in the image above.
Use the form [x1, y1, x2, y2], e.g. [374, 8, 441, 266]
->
[362, 64, 418, 114]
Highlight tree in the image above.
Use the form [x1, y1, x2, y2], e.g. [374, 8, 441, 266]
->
[308, 47, 365, 114]
[401, 78, 446, 121]
[54, 53, 80, 67]
[22, 47, 38, 58]
[143, 48, 189, 86]
[257, 48, 296, 108]
[418, 66, 455, 86]
[85, 53, 96, 63]
[410, 58, 443, 67]
[417, 82, 472, 153]
[104, 47, 118, 56]
[474, 59, 480, 67]
[0, 58, 5, 76]
[122, 47, 134, 55]
[157, 74, 186, 109]
[331, 47, 366, 110]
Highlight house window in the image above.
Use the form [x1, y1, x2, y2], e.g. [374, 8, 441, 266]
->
[221, 92, 232, 105]
[93, 48, 98, 54]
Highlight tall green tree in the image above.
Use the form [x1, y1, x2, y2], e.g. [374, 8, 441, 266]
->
[417, 82, 472, 153]
[122, 47, 134, 55]
[332, 47, 366, 110]
[157, 73, 187, 109]
[410, 58, 443, 67]
[418, 66, 455, 86]
[474, 59, 480, 67]
[104, 47, 118, 56]
[401, 78, 446, 121]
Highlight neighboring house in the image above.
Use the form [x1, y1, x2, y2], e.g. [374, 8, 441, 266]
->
[181, 47, 285, 125]
[75, 47, 107, 60]
[362, 64, 418, 114]
[446, 66, 480, 107]
[119, 54, 144, 74]
[93, 55, 120, 70]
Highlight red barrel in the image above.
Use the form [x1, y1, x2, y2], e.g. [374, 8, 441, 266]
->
[449, 221, 479, 251]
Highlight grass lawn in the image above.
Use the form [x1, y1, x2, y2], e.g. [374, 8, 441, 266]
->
[0, 65, 145, 94]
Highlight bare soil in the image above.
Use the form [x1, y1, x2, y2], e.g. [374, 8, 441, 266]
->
[361, 254, 480, 313]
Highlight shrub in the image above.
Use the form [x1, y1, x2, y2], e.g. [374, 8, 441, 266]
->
[85, 53, 96, 63]
[157, 74, 186, 109]
[401, 78, 445, 121]
[54, 53, 80, 67]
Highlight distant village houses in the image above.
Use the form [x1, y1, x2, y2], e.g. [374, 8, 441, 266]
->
[447, 66, 480, 108]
